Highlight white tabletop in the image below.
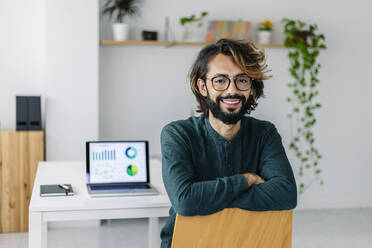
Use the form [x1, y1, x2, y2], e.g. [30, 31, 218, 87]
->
[29, 160, 171, 212]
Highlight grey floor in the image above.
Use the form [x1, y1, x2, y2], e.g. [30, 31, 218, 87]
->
[1, 208, 371, 248]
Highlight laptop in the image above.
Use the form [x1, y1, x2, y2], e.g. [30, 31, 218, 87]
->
[86, 140, 158, 197]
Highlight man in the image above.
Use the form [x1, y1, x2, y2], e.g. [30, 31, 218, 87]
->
[160, 39, 297, 247]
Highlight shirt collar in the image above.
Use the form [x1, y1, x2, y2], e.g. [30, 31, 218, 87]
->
[204, 116, 245, 144]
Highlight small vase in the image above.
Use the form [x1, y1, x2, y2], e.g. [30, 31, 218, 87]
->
[112, 23, 129, 41]
[257, 30, 272, 44]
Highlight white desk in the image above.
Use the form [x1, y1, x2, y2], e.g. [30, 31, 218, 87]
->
[29, 160, 171, 248]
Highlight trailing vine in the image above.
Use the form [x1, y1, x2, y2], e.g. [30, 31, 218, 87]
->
[282, 18, 327, 194]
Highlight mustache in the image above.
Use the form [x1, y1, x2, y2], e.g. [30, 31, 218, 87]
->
[216, 94, 246, 102]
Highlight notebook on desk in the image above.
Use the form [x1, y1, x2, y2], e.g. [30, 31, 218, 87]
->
[86, 140, 158, 197]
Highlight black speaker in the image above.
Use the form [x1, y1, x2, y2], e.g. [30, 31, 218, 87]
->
[16, 96, 42, 131]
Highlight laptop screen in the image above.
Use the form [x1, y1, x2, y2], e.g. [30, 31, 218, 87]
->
[86, 141, 149, 184]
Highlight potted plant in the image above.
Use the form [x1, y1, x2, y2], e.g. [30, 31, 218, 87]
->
[257, 19, 274, 44]
[102, 0, 141, 41]
[282, 18, 327, 195]
[180, 12, 208, 42]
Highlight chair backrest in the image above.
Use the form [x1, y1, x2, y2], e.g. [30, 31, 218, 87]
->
[171, 208, 293, 248]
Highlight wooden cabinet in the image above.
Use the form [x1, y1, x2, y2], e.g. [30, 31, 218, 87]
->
[0, 130, 44, 233]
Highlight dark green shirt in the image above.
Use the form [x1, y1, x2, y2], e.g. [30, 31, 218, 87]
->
[160, 116, 297, 247]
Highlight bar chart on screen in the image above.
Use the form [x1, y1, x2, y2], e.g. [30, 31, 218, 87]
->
[93, 150, 116, 160]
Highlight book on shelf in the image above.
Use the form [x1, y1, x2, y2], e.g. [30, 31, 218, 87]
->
[205, 20, 251, 42]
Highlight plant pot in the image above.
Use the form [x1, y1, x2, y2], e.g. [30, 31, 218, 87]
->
[182, 22, 205, 42]
[112, 23, 129, 41]
[257, 30, 272, 44]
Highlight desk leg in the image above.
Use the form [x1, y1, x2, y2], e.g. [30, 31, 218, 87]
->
[148, 217, 160, 248]
[29, 212, 47, 248]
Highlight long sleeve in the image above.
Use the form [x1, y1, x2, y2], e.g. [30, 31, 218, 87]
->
[161, 125, 249, 216]
[228, 126, 297, 211]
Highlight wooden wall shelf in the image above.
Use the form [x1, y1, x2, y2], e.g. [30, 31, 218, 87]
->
[100, 40, 285, 48]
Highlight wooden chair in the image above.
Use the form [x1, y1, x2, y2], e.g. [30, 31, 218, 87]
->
[171, 208, 293, 248]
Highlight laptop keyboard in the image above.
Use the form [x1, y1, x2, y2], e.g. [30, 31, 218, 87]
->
[90, 185, 149, 191]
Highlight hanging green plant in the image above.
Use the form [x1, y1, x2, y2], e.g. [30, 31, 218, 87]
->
[282, 18, 327, 194]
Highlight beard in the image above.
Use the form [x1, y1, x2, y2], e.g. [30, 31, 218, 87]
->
[206, 91, 252, 125]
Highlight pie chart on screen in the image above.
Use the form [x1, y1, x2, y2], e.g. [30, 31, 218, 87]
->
[126, 164, 138, 176]
[125, 147, 137, 159]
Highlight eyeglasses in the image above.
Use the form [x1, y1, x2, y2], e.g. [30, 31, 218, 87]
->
[206, 74, 252, 91]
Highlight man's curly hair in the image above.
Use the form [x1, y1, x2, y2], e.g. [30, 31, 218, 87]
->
[190, 39, 272, 117]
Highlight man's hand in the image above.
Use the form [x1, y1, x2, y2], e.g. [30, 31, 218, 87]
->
[243, 173, 265, 187]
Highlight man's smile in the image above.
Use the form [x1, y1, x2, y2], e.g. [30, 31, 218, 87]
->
[221, 98, 241, 108]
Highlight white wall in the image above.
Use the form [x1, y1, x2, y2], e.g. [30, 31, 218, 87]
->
[44, 0, 99, 160]
[0, 0, 45, 129]
[0, 0, 99, 160]
[99, 0, 372, 209]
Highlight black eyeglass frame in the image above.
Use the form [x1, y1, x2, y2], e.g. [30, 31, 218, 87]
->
[205, 74, 253, 92]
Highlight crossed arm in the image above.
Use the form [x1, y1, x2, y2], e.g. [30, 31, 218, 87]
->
[244, 173, 265, 187]
[161, 125, 297, 216]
